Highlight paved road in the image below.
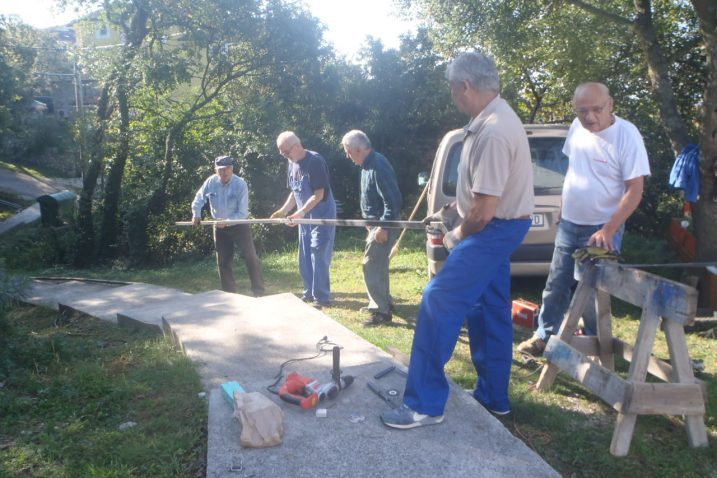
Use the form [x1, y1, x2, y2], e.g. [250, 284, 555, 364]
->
[0, 168, 81, 235]
[0, 168, 61, 200]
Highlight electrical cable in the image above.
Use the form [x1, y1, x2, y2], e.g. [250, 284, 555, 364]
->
[265, 336, 342, 394]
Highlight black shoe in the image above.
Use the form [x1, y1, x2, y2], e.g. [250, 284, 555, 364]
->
[363, 311, 392, 327]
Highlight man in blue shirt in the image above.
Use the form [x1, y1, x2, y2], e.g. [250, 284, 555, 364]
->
[192, 155, 265, 296]
[342, 130, 402, 326]
[272, 132, 336, 307]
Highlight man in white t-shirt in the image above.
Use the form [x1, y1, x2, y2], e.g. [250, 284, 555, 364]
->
[517, 82, 651, 356]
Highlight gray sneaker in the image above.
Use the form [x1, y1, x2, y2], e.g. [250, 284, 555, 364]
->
[516, 336, 547, 356]
[381, 404, 444, 429]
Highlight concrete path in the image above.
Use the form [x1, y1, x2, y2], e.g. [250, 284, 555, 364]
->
[20, 278, 559, 478]
[0, 203, 42, 235]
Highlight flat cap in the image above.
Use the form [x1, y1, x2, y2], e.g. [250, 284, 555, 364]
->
[214, 155, 233, 168]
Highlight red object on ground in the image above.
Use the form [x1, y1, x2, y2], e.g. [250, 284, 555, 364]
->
[512, 299, 539, 329]
[668, 218, 696, 262]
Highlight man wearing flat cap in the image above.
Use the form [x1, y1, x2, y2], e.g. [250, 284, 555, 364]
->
[192, 155, 265, 296]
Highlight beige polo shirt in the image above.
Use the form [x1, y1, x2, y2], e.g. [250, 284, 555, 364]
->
[456, 95, 534, 220]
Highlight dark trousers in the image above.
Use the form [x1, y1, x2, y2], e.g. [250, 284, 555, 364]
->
[214, 224, 265, 296]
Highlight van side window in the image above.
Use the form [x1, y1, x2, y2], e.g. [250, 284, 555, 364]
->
[442, 142, 463, 196]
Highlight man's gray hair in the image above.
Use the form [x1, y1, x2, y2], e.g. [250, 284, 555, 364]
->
[445, 51, 500, 93]
[573, 82, 611, 102]
[276, 131, 301, 148]
[342, 130, 372, 150]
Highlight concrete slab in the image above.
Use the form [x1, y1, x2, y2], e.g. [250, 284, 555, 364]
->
[21, 280, 558, 477]
[59, 283, 192, 322]
[22, 279, 124, 310]
[164, 293, 559, 478]
[117, 290, 246, 333]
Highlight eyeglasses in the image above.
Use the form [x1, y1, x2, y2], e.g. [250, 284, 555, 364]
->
[279, 143, 296, 158]
[575, 101, 609, 117]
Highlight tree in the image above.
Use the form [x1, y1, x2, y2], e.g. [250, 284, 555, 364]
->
[67, 0, 342, 263]
[328, 29, 463, 211]
[0, 18, 73, 164]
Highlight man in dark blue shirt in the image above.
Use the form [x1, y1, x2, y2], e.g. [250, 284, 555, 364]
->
[342, 130, 402, 326]
[273, 132, 337, 307]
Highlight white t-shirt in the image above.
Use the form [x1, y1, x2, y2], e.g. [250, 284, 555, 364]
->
[561, 116, 651, 225]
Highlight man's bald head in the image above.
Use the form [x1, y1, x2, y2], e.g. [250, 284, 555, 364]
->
[573, 82, 614, 133]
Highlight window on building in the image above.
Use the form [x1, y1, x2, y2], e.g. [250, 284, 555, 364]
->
[96, 24, 110, 39]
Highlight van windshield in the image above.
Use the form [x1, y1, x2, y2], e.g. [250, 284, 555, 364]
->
[441, 136, 568, 197]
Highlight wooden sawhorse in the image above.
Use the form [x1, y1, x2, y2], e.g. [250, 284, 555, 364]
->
[536, 261, 708, 456]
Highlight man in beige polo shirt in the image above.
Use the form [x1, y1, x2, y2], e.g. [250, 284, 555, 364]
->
[381, 51, 534, 429]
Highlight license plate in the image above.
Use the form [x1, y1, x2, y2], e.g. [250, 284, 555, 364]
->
[531, 213, 547, 229]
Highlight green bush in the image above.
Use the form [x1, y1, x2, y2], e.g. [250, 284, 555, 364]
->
[0, 224, 78, 269]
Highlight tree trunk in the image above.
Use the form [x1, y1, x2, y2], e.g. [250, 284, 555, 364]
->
[97, 83, 130, 259]
[632, 0, 692, 156]
[73, 84, 111, 267]
[692, 0, 717, 263]
[127, 126, 180, 262]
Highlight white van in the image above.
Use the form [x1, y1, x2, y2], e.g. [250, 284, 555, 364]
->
[423, 124, 569, 277]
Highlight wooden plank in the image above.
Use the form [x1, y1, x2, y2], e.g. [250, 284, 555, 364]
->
[537, 271, 597, 391]
[543, 338, 629, 408]
[595, 264, 697, 324]
[663, 320, 709, 448]
[610, 296, 662, 456]
[569, 335, 599, 356]
[596, 289, 615, 370]
[626, 298, 661, 382]
[625, 383, 705, 415]
[611, 413, 637, 457]
[612, 339, 674, 383]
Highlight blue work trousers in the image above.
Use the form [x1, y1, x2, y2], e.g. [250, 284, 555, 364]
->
[298, 223, 335, 304]
[403, 218, 531, 416]
[535, 219, 624, 340]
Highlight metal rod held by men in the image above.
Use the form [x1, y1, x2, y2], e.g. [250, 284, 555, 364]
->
[175, 218, 428, 230]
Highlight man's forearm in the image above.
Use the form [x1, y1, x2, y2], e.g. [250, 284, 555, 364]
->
[459, 194, 499, 237]
[604, 177, 644, 235]
[279, 194, 296, 214]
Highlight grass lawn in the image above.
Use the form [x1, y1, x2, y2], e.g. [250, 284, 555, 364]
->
[0, 307, 206, 477]
[2, 229, 716, 476]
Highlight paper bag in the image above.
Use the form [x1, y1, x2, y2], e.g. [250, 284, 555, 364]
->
[233, 392, 284, 448]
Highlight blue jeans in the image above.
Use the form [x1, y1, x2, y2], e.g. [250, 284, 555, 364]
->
[403, 218, 531, 416]
[535, 219, 624, 340]
[298, 222, 335, 304]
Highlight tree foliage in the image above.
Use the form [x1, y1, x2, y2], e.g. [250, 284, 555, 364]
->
[0, 18, 74, 167]
[4, 0, 714, 272]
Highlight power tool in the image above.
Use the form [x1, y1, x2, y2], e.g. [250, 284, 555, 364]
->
[278, 371, 354, 409]
[276, 343, 354, 409]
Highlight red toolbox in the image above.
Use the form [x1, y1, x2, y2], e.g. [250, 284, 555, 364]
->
[512, 299, 539, 329]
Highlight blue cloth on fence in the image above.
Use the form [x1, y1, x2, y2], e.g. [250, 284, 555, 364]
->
[669, 144, 700, 202]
